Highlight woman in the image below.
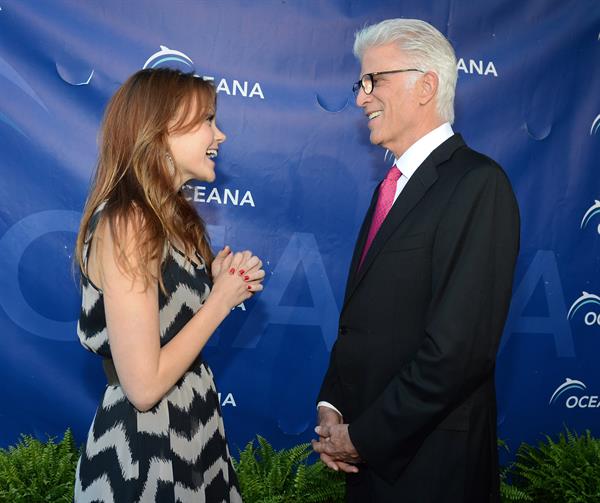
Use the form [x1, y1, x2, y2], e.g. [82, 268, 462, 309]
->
[74, 68, 261, 502]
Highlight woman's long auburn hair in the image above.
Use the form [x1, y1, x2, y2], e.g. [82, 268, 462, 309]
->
[75, 68, 216, 291]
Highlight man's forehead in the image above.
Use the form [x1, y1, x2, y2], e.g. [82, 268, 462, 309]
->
[360, 43, 407, 72]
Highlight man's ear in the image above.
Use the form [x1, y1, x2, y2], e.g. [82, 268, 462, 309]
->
[418, 71, 438, 106]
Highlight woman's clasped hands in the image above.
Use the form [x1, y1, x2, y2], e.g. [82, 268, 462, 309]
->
[210, 246, 265, 310]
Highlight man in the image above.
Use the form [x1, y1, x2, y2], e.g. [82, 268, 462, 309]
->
[313, 19, 520, 503]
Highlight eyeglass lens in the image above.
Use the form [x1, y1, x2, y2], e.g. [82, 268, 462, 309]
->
[361, 74, 373, 94]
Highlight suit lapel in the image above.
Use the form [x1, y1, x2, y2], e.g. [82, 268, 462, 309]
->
[344, 184, 380, 300]
[342, 134, 466, 310]
[349, 161, 438, 293]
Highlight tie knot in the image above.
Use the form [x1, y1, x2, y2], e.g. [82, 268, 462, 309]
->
[385, 166, 401, 182]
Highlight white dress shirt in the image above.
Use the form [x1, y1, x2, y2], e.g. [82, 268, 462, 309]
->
[392, 122, 454, 202]
[318, 122, 455, 420]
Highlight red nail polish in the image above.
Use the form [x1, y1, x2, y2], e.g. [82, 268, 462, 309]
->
[247, 285, 252, 290]
[244, 275, 249, 281]
[239, 269, 245, 275]
[229, 268, 235, 275]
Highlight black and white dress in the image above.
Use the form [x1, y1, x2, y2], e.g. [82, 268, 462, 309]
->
[74, 206, 242, 503]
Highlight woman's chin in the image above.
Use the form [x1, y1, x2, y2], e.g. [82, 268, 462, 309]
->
[182, 171, 216, 184]
[204, 172, 216, 183]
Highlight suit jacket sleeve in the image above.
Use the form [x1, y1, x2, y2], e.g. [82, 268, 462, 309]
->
[317, 185, 380, 414]
[317, 340, 344, 413]
[347, 161, 520, 482]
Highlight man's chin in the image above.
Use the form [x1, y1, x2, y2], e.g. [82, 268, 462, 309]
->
[369, 132, 384, 147]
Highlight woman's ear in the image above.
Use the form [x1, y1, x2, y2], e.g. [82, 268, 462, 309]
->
[165, 152, 176, 177]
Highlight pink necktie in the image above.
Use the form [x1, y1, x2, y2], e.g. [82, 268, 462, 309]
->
[358, 165, 402, 271]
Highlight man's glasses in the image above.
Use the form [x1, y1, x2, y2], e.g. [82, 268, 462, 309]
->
[352, 69, 424, 96]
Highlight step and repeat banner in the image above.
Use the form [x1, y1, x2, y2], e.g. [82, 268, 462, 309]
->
[1, 1, 599, 462]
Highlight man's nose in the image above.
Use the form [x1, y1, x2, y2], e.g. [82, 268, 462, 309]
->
[355, 87, 369, 108]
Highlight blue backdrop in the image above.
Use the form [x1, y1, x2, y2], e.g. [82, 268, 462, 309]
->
[1, 0, 599, 465]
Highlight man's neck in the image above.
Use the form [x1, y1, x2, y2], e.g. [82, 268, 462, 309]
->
[389, 118, 446, 159]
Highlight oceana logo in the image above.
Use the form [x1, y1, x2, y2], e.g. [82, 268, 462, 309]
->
[183, 184, 256, 207]
[567, 291, 600, 326]
[217, 392, 237, 407]
[456, 58, 498, 77]
[581, 200, 600, 234]
[549, 378, 600, 409]
[143, 46, 264, 99]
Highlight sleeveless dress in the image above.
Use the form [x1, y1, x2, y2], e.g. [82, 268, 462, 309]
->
[74, 206, 242, 503]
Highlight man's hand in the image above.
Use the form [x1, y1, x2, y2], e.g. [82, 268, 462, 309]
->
[314, 407, 356, 473]
[317, 405, 342, 430]
[312, 415, 360, 473]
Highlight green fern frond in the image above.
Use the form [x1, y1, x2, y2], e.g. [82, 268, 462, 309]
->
[257, 435, 276, 472]
[0, 429, 79, 503]
[233, 436, 345, 503]
[500, 479, 532, 502]
[509, 428, 600, 503]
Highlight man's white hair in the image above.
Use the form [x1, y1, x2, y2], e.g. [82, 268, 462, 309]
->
[354, 19, 457, 124]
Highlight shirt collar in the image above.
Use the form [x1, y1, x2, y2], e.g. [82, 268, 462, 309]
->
[394, 122, 454, 180]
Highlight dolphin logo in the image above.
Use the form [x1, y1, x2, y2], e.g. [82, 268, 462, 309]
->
[549, 378, 586, 405]
[143, 46, 194, 70]
[567, 291, 600, 320]
[591, 114, 600, 136]
[580, 200, 600, 233]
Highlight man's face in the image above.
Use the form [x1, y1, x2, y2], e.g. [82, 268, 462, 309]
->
[356, 43, 421, 156]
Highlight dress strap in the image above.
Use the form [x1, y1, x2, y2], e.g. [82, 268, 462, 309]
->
[82, 201, 107, 269]
[102, 359, 120, 386]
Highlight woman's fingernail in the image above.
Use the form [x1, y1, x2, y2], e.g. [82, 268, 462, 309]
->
[239, 269, 245, 275]
[244, 275, 250, 281]
[247, 285, 252, 290]
[229, 268, 235, 275]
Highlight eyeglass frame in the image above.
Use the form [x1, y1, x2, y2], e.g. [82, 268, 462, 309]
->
[352, 68, 424, 96]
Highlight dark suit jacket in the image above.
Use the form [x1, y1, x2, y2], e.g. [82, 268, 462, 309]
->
[318, 134, 520, 503]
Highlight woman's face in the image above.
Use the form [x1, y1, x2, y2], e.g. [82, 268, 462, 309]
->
[167, 105, 226, 187]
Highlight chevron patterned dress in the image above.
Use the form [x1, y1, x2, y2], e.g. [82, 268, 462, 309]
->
[74, 207, 242, 503]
